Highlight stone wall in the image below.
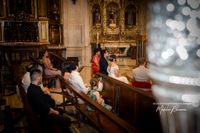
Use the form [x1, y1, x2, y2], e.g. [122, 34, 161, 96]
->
[62, 0, 91, 66]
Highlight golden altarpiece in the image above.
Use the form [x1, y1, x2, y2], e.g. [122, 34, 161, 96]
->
[89, 0, 147, 58]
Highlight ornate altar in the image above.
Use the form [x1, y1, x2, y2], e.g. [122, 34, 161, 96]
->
[89, 0, 144, 57]
[0, 0, 64, 47]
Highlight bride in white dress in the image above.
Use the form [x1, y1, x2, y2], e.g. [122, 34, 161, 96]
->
[107, 55, 129, 84]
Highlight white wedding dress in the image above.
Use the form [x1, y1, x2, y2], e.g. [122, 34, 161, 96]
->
[107, 65, 129, 84]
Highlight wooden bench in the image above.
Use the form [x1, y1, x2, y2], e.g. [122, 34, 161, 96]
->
[17, 82, 43, 133]
[48, 52, 70, 71]
[96, 73, 162, 133]
[48, 53, 84, 73]
[57, 75, 139, 133]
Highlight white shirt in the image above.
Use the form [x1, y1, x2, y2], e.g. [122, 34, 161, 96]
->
[107, 65, 119, 78]
[132, 65, 149, 82]
[107, 65, 129, 84]
[22, 72, 31, 92]
[21, 72, 44, 93]
[69, 70, 89, 94]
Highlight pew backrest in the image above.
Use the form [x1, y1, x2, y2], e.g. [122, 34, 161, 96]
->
[96, 73, 162, 133]
[48, 52, 69, 70]
[18, 82, 42, 133]
[57, 75, 139, 133]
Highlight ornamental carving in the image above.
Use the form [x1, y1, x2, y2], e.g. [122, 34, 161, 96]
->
[106, 2, 120, 28]
[89, 0, 143, 44]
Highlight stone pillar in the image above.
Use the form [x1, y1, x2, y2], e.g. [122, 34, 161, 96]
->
[38, 0, 47, 19]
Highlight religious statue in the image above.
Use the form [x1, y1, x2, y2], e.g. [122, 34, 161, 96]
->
[92, 5, 101, 26]
[106, 2, 119, 28]
[93, 11, 101, 25]
[128, 10, 134, 25]
[109, 9, 117, 27]
[125, 5, 136, 27]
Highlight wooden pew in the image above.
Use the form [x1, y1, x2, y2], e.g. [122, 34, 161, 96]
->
[57, 75, 139, 133]
[17, 82, 43, 133]
[96, 73, 162, 133]
[48, 52, 84, 73]
[48, 52, 69, 71]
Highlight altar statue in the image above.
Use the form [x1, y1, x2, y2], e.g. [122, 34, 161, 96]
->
[109, 9, 117, 28]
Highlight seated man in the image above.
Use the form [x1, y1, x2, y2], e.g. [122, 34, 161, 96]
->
[21, 63, 61, 104]
[132, 58, 151, 89]
[69, 62, 89, 94]
[27, 69, 71, 133]
[22, 63, 43, 93]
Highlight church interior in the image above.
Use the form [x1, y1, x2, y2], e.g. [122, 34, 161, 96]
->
[0, 0, 199, 133]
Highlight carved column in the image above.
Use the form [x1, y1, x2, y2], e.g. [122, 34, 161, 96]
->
[38, 0, 47, 19]
[120, 8, 125, 37]
[102, 1, 107, 36]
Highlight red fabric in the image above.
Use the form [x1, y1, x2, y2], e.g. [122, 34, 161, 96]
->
[92, 55, 100, 73]
[132, 81, 152, 88]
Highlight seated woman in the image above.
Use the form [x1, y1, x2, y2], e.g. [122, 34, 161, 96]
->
[107, 55, 129, 84]
[99, 49, 109, 75]
[132, 58, 151, 89]
[42, 50, 61, 88]
[87, 78, 112, 111]
[42, 50, 62, 76]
